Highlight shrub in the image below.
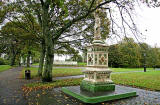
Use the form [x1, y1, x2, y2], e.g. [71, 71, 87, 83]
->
[4, 59, 10, 65]
[0, 58, 5, 65]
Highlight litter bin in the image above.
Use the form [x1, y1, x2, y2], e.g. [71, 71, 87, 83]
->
[25, 70, 31, 79]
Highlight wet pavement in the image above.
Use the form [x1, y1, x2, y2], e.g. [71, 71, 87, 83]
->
[26, 85, 160, 105]
[0, 67, 39, 105]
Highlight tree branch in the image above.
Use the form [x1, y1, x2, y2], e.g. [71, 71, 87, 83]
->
[40, 0, 44, 6]
[54, 0, 115, 40]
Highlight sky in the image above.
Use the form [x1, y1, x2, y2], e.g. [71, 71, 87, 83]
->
[106, 4, 160, 48]
[135, 6, 160, 47]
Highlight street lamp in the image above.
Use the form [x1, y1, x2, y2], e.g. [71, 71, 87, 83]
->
[144, 53, 146, 72]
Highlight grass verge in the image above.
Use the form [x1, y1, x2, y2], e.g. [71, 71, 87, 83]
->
[77, 62, 87, 66]
[0, 65, 12, 72]
[111, 70, 160, 91]
[21, 67, 82, 78]
[23, 71, 160, 92]
[32, 63, 39, 66]
[32, 62, 87, 67]
[22, 67, 155, 79]
[111, 68, 154, 72]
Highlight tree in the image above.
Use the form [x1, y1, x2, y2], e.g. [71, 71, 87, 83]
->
[2, 0, 146, 82]
[119, 38, 141, 67]
[109, 37, 160, 68]
[109, 38, 141, 68]
[0, 20, 39, 66]
[3, 0, 112, 82]
[0, 1, 7, 24]
[139, 43, 160, 68]
[108, 44, 123, 67]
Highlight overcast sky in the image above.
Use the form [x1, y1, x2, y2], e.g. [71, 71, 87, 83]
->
[106, 4, 160, 48]
[136, 5, 160, 47]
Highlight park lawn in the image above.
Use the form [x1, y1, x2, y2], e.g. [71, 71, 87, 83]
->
[111, 70, 160, 91]
[0, 65, 12, 72]
[32, 62, 87, 66]
[22, 67, 155, 78]
[32, 63, 39, 66]
[111, 68, 154, 72]
[22, 67, 82, 78]
[77, 62, 87, 66]
[24, 71, 160, 91]
[23, 78, 82, 89]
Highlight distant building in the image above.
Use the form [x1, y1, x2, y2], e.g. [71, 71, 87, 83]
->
[54, 54, 71, 61]
[0, 53, 6, 59]
[20, 54, 77, 66]
[53, 54, 77, 65]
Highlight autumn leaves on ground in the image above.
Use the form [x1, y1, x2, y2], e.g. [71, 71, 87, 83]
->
[19, 66, 160, 105]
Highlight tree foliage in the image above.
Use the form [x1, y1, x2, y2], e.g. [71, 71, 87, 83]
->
[0, 21, 39, 66]
[109, 37, 160, 68]
[0, 0, 155, 82]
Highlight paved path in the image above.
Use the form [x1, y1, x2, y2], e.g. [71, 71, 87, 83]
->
[26, 85, 160, 105]
[0, 67, 38, 105]
[59, 85, 160, 105]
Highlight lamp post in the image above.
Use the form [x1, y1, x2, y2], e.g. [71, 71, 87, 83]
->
[144, 53, 146, 72]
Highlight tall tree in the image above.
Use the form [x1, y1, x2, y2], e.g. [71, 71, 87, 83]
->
[0, 20, 39, 66]
[5, 0, 112, 82]
[2, 0, 145, 82]
[108, 44, 123, 67]
[119, 38, 141, 67]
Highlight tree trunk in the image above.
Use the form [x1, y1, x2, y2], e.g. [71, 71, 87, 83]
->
[42, 47, 53, 82]
[10, 45, 16, 66]
[10, 53, 16, 66]
[42, 2, 53, 82]
[23, 56, 26, 66]
[26, 51, 31, 67]
[38, 41, 45, 77]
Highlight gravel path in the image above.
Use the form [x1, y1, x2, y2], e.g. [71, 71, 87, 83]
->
[0, 67, 38, 105]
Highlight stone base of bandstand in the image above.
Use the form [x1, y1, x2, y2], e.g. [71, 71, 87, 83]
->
[80, 67, 115, 93]
[62, 86, 137, 104]
[80, 80, 115, 93]
[62, 67, 137, 103]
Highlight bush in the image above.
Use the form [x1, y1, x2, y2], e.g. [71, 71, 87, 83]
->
[0, 58, 10, 65]
[154, 65, 160, 68]
[4, 59, 10, 65]
[0, 58, 5, 65]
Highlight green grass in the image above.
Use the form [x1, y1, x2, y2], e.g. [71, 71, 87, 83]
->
[25, 78, 82, 88]
[32, 62, 87, 67]
[32, 63, 39, 66]
[24, 71, 160, 91]
[0, 65, 12, 72]
[111, 71, 160, 91]
[22, 67, 155, 79]
[22, 67, 82, 78]
[77, 62, 87, 66]
[111, 68, 154, 72]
